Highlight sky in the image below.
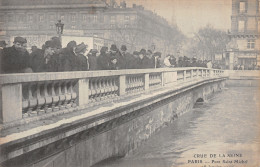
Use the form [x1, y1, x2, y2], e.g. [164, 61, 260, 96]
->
[122, 0, 232, 37]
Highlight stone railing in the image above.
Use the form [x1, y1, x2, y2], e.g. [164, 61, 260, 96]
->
[0, 68, 225, 124]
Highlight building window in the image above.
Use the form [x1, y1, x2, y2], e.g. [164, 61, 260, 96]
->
[71, 25, 76, 29]
[28, 14, 33, 22]
[110, 16, 115, 23]
[83, 14, 87, 21]
[60, 15, 65, 20]
[247, 39, 255, 49]
[125, 15, 130, 22]
[17, 14, 26, 22]
[71, 13, 76, 22]
[93, 15, 97, 23]
[239, 1, 246, 13]
[110, 24, 115, 28]
[238, 20, 245, 32]
[39, 14, 44, 22]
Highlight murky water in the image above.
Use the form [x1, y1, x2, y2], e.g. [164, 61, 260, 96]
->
[94, 87, 260, 167]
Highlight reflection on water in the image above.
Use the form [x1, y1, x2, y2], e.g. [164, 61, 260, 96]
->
[93, 87, 260, 167]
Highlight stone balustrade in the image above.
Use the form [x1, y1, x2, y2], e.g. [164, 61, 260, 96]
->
[0, 68, 225, 125]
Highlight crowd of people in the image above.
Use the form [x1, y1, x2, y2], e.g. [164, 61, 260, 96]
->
[0, 36, 220, 74]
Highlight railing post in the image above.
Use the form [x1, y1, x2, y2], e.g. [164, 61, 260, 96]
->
[119, 75, 126, 95]
[144, 73, 150, 91]
[0, 83, 22, 123]
[77, 78, 89, 107]
[183, 70, 186, 81]
[209, 69, 214, 78]
[161, 72, 165, 86]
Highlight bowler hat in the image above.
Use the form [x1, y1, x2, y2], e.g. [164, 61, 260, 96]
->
[14, 37, 27, 44]
[51, 37, 62, 49]
[45, 40, 56, 48]
[75, 43, 87, 53]
[139, 49, 146, 55]
[110, 44, 117, 51]
[121, 45, 127, 51]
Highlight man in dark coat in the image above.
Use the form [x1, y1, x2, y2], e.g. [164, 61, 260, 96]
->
[128, 51, 139, 69]
[1, 37, 32, 73]
[75, 42, 89, 71]
[88, 49, 98, 71]
[97, 46, 110, 70]
[59, 41, 78, 71]
[146, 50, 154, 68]
[0, 40, 8, 74]
[30, 40, 56, 72]
[137, 49, 150, 69]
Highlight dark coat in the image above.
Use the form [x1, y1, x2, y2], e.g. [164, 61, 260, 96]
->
[59, 48, 78, 72]
[137, 56, 151, 69]
[77, 54, 89, 71]
[1, 46, 31, 73]
[126, 55, 138, 69]
[88, 53, 98, 71]
[97, 52, 110, 70]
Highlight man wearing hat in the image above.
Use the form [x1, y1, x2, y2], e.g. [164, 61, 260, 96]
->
[97, 46, 110, 70]
[59, 40, 78, 71]
[87, 49, 98, 71]
[1, 37, 32, 73]
[137, 49, 150, 69]
[30, 40, 56, 72]
[75, 43, 89, 71]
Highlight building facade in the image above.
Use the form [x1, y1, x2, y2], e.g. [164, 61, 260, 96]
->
[228, 0, 260, 69]
[0, 0, 176, 54]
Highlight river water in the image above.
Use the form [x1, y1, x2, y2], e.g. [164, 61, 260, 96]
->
[94, 87, 260, 167]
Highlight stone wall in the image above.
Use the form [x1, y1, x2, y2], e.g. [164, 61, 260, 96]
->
[23, 80, 224, 167]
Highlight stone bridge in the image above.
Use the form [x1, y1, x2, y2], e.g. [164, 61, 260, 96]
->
[0, 68, 227, 167]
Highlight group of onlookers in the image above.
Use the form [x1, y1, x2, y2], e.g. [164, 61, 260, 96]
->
[0, 36, 223, 74]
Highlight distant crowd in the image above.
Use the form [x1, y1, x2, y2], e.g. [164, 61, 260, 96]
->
[0, 36, 220, 74]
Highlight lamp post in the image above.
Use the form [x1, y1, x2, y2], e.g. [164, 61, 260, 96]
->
[55, 20, 64, 44]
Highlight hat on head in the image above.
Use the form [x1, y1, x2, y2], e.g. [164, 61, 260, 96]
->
[100, 46, 108, 53]
[66, 41, 77, 49]
[153, 52, 161, 58]
[90, 49, 98, 54]
[121, 45, 127, 51]
[139, 49, 146, 55]
[45, 40, 56, 48]
[51, 38, 62, 49]
[75, 43, 87, 53]
[0, 40, 7, 47]
[110, 44, 117, 51]
[14, 37, 27, 44]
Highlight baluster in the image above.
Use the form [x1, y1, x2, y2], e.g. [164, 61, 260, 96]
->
[43, 82, 52, 113]
[113, 77, 119, 97]
[57, 81, 66, 110]
[36, 82, 45, 115]
[28, 83, 38, 116]
[89, 79, 95, 103]
[51, 82, 60, 112]
[64, 80, 72, 108]
[70, 80, 78, 107]
[22, 84, 29, 118]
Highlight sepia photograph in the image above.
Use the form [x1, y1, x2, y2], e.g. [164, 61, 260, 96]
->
[0, 0, 259, 167]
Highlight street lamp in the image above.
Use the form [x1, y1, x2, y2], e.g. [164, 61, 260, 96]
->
[55, 20, 64, 43]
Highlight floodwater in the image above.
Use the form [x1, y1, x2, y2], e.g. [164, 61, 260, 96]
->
[93, 87, 260, 167]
